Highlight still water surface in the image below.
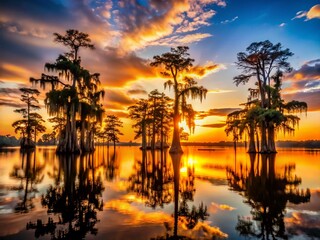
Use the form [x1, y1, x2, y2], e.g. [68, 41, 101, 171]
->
[0, 146, 319, 239]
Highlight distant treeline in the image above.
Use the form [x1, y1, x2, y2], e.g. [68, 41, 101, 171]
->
[0, 135, 19, 147]
[276, 140, 320, 149]
[1, 135, 319, 149]
[182, 140, 320, 149]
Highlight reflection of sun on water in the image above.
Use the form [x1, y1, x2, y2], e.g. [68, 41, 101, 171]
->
[180, 166, 187, 174]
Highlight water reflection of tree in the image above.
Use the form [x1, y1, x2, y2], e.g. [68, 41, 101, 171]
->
[27, 153, 104, 239]
[171, 153, 209, 239]
[10, 150, 45, 213]
[128, 150, 174, 208]
[227, 154, 310, 239]
[129, 150, 211, 239]
[104, 147, 119, 181]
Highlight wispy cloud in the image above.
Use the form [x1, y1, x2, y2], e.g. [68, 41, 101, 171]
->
[207, 89, 235, 94]
[279, 22, 286, 27]
[0, 86, 24, 108]
[151, 33, 213, 47]
[127, 88, 147, 95]
[104, 88, 135, 111]
[285, 59, 320, 93]
[0, 21, 47, 39]
[284, 59, 320, 111]
[292, 11, 307, 20]
[221, 16, 238, 24]
[199, 123, 226, 128]
[197, 108, 242, 119]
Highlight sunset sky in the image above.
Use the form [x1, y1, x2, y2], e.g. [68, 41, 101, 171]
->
[0, 0, 319, 142]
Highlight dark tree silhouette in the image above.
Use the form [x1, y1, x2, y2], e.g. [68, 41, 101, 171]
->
[128, 91, 173, 150]
[148, 90, 173, 150]
[227, 73, 307, 153]
[30, 29, 103, 153]
[128, 99, 150, 150]
[12, 88, 45, 149]
[233, 41, 297, 153]
[102, 115, 123, 149]
[151, 46, 207, 153]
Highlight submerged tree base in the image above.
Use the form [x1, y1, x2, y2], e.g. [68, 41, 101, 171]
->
[247, 149, 278, 154]
[259, 150, 278, 154]
[20, 137, 36, 150]
[169, 145, 184, 154]
[56, 144, 81, 154]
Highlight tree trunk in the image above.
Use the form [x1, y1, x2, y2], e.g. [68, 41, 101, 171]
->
[160, 117, 164, 150]
[267, 124, 277, 153]
[248, 125, 256, 153]
[260, 123, 269, 153]
[70, 103, 80, 153]
[141, 120, 147, 150]
[170, 91, 183, 154]
[170, 113, 183, 153]
[80, 119, 86, 152]
[57, 103, 80, 153]
[151, 99, 156, 150]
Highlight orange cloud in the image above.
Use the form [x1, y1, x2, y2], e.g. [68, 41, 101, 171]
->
[84, 48, 155, 87]
[307, 4, 320, 20]
[190, 62, 226, 78]
[114, 0, 189, 52]
[96, 0, 226, 52]
[104, 88, 135, 111]
[292, 4, 320, 21]
[2, 63, 32, 78]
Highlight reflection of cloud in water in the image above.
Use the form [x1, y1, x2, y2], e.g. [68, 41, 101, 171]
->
[286, 212, 320, 238]
[209, 202, 236, 213]
[286, 189, 320, 239]
[104, 198, 227, 239]
[104, 199, 171, 224]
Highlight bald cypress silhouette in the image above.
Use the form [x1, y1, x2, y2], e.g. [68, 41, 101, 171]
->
[12, 88, 45, 149]
[151, 46, 207, 154]
[30, 29, 104, 153]
[232, 41, 307, 153]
